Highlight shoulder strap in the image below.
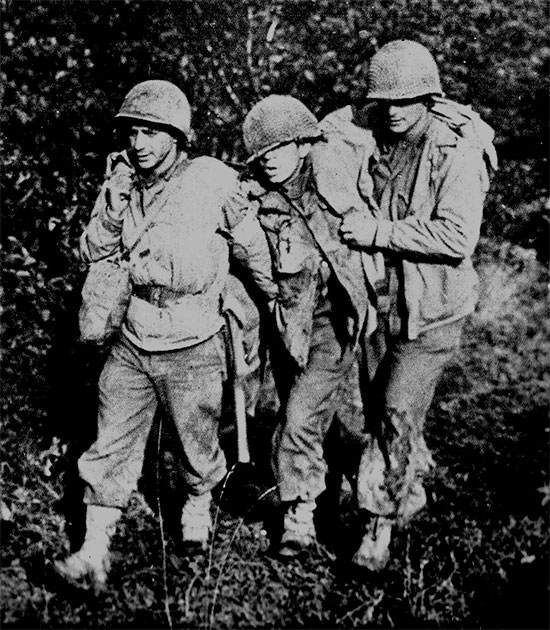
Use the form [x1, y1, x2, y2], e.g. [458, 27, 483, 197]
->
[122, 191, 169, 259]
[121, 157, 191, 258]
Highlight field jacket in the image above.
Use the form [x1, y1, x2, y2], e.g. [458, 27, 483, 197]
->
[81, 151, 277, 351]
[243, 126, 383, 368]
[352, 106, 492, 339]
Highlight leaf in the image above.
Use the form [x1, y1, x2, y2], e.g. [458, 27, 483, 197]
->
[1, 500, 12, 521]
[14, 109, 31, 125]
[536, 484, 549, 506]
[520, 554, 536, 564]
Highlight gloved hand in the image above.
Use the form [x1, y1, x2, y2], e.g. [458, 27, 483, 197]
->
[340, 213, 379, 248]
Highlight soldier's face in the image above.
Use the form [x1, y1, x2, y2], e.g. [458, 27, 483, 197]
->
[127, 125, 177, 172]
[258, 142, 310, 184]
[381, 99, 428, 135]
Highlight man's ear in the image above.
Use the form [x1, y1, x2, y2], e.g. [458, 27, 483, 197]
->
[298, 142, 312, 159]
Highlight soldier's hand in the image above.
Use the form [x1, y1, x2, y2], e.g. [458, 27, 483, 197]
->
[105, 169, 133, 218]
[340, 213, 379, 248]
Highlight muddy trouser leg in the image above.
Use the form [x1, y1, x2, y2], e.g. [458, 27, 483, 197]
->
[323, 356, 365, 495]
[79, 336, 159, 509]
[273, 315, 355, 504]
[324, 325, 389, 489]
[357, 319, 465, 521]
[151, 333, 226, 495]
[153, 332, 228, 497]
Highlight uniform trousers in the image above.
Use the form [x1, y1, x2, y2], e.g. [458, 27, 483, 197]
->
[79, 332, 227, 507]
[357, 319, 464, 521]
[273, 313, 360, 503]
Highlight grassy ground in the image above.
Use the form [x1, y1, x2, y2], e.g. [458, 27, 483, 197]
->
[1, 238, 548, 629]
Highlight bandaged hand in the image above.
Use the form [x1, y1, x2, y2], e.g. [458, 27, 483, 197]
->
[339, 213, 379, 248]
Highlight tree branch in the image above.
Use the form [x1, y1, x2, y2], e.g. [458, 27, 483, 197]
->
[190, 1, 247, 116]
[246, 4, 261, 99]
[205, 41, 247, 117]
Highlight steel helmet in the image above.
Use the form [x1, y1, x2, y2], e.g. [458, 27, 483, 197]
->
[243, 95, 322, 163]
[367, 40, 443, 100]
[115, 80, 191, 138]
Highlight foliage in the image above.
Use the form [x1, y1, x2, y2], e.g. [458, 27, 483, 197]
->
[1, 1, 549, 628]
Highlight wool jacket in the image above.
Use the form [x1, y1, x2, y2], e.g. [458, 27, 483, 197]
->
[353, 106, 491, 339]
[243, 126, 383, 368]
[81, 151, 277, 351]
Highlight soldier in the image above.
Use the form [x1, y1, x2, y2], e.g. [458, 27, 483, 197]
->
[54, 80, 277, 590]
[339, 40, 497, 570]
[242, 95, 382, 558]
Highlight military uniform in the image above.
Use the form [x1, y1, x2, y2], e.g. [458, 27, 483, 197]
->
[338, 41, 496, 570]
[54, 81, 276, 589]
[79, 151, 276, 507]
[355, 111, 489, 521]
[242, 97, 381, 548]
[246, 163, 366, 503]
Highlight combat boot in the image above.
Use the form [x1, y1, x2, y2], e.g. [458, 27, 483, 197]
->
[351, 515, 393, 571]
[180, 491, 212, 552]
[54, 505, 121, 591]
[278, 500, 316, 558]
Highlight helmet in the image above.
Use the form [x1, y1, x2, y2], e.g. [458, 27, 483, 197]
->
[367, 40, 443, 100]
[243, 95, 321, 162]
[115, 80, 191, 138]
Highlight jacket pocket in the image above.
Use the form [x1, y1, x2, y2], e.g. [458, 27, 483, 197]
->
[275, 221, 318, 307]
[416, 260, 477, 325]
[276, 234, 312, 275]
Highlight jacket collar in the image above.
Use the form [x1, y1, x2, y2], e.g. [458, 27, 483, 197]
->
[137, 150, 189, 189]
[245, 158, 318, 216]
[281, 158, 313, 200]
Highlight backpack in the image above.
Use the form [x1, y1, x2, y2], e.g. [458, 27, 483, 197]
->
[429, 96, 498, 172]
